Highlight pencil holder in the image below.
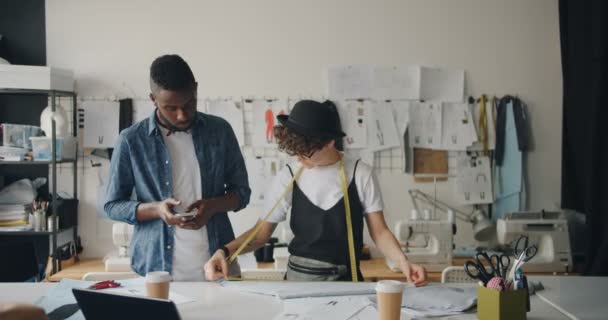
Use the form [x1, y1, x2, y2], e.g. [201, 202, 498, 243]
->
[477, 285, 527, 320]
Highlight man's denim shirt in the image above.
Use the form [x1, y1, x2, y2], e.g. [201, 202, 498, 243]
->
[103, 111, 250, 276]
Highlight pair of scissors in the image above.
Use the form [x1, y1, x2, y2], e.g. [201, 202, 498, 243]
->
[464, 252, 496, 285]
[490, 254, 511, 278]
[87, 280, 121, 290]
[507, 235, 538, 282]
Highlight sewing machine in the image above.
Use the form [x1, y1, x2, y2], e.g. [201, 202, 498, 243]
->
[104, 222, 134, 272]
[497, 211, 573, 273]
[386, 213, 455, 272]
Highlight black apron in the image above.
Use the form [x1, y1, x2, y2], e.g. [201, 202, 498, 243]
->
[286, 160, 365, 281]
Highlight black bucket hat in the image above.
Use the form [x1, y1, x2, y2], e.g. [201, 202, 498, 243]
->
[277, 100, 346, 138]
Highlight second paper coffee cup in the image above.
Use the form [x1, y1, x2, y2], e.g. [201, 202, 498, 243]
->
[376, 280, 405, 320]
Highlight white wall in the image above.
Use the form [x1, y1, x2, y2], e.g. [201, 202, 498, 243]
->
[46, 0, 562, 257]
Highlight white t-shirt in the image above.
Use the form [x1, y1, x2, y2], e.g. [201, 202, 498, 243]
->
[262, 157, 384, 223]
[160, 128, 210, 281]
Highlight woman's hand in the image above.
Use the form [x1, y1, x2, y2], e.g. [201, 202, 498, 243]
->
[400, 260, 428, 287]
[204, 249, 229, 280]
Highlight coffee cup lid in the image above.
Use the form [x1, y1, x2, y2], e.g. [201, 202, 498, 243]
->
[376, 280, 405, 293]
[145, 271, 172, 283]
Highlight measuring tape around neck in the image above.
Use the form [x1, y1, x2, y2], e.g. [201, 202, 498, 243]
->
[339, 159, 358, 282]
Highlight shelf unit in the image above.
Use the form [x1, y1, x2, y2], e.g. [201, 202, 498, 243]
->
[0, 88, 78, 275]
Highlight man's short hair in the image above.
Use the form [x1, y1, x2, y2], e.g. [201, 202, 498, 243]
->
[150, 54, 195, 92]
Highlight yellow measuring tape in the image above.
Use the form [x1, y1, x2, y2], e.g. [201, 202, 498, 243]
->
[225, 158, 358, 282]
[339, 159, 358, 282]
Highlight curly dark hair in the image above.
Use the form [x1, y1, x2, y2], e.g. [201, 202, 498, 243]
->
[273, 126, 333, 157]
[150, 54, 195, 92]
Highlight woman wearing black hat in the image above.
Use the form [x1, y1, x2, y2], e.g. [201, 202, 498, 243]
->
[204, 100, 427, 285]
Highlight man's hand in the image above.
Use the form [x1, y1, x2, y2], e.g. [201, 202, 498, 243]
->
[179, 199, 215, 230]
[157, 198, 187, 225]
[400, 260, 428, 287]
[204, 249, 229, 280]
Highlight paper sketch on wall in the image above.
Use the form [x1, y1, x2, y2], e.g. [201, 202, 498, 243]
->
[327, 65, 374, 100]
[420, 67, 465, 102]
[368, 101, 401, 151]
[441, 102, 478, 150]
[81, 100, 120, 148]
[372, 65, 421, 100]
[250, 99, 287, 147]
[335, 100, 367, 149]
[246, 156, 284, 206]
[454, 155, 493, 205]
[205, 99, 245, 146]
[408, 101, 442, 149]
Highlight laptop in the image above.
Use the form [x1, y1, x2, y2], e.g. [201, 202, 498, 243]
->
[72, 288, 182, 320]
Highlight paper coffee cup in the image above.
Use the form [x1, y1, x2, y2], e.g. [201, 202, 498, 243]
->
[376, 280, 405, 320]
[145, 271, 171, 299]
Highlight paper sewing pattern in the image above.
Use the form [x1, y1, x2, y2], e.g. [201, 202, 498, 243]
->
[420, 67, 465, 102]
[408, 101, 442, 149]
[81, 100, 120, 148]
[390, 100, 411, 136]
[335, 100, 368, 149]
[441, 102, 478, 150]
[367, 101, 401, 151]
[372, 65, 421, 100]
[205, 99, 245, 146]
[246, 157, 284, 207]
[454, 155, 493, 205]
[250, 99, 288, 147]
[327, 65, 374, 100]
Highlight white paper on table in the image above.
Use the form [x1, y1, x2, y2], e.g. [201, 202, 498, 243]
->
[273, 296, 372, 320]
[245, 156, 283, 207]
[220, 280, 376, 299]
[205, 99, 245, 146]
[454, 155, 493, 205]
[327, 65, 374, 100]
[104, 287, 194, 305]
[367, 101, 401, 151]
[408, 101, 442, 149]
[467, 99, 496, 151]
[134, 101, 156, 123]
[336, 100, 368, 149]
[250, 99, 288, 147]
[81, 100, 120, 148]
[441, 102, 478, 150]
[350, 304, 378, 320]
[372, 65, 421, 100]
[420, 67, 465, 102]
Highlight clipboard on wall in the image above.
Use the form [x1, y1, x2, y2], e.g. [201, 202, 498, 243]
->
[413, 148, 448, 182]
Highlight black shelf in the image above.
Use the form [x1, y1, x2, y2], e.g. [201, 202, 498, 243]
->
[0, 86, 79, 275]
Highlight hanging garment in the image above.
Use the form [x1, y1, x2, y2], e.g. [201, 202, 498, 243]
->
[494, 99, 526, 220]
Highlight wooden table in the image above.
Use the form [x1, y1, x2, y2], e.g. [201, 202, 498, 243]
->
[47, 257, 572, 282]
[47, 258, 107, 282]
[48, 257, 439, 282]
